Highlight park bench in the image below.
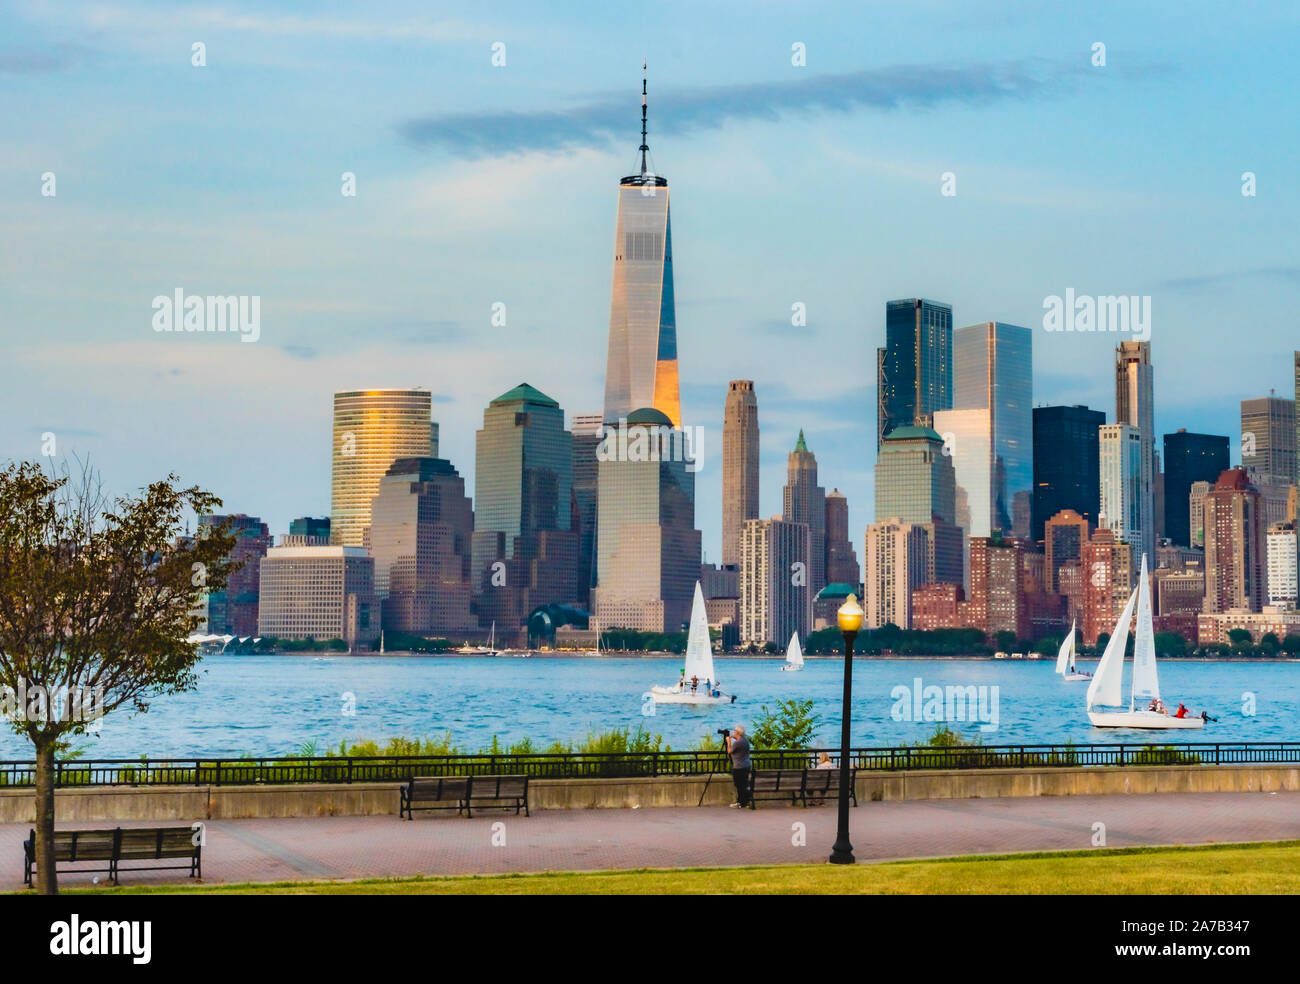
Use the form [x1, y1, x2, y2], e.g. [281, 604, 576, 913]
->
[24, 826, 201, 886]
[400, 775, 529, 819]
[747, 768, 858, 809]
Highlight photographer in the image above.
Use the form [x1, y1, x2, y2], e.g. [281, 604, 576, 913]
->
[723, 724, 751, 808]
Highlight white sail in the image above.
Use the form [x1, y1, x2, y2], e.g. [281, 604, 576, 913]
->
[682, 582, 715, 684]
[1086, 588, 1137, 710]
[1131, 554, 1159, 707]
[785, 632, 804, 668]
[1055, 621, 1076, 674]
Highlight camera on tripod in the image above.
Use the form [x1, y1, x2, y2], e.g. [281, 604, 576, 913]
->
[716, 728, 731, 738]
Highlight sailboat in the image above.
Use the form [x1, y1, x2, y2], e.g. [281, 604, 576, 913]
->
[1086, 554, 1204, 729]
[454, 621, 498, 657]
[780, 631, 804, 672]
[651, 582, 732, 705]
[1055, 620, 1089, 681]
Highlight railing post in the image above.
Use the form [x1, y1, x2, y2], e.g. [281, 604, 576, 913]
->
[347, 757, 354, 784]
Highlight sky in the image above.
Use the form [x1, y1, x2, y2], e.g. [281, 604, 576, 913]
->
[2, 0, 1299, 561]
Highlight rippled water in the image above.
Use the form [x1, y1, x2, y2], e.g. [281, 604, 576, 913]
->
[2, 654, 1297, 759]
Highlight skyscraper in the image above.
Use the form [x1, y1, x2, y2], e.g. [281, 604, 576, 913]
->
[592, 408, 702, 633]
[782, 431, 826, 594]
[1189, 480, 1212, 548]
[877, 298, 953, 447]
[874, 425, 956, 526]
[198, 514, 271, 637]
[863, 519, 929, 630]
[257, 545, 378, 648]
[1115, 341, 1156, 566]
[721, 380, 760, 567]
[739, 517, 811, 645]
[1044, 509, 1090, 594]
[602, 67, 680, 426]
[824, 489, 860, 587]
[570, 412, 604, 607]
[1082, 527, 1133, 645]
[1241, 395, 1297, 529]
[1266, 521, 1297, 609]
[365, 456, 476, 635]
[1203, 468, 1266, 614]
[1099, 423, 1145, 562]
[331, 389, 435, 547]
[1162, 430, 1229, 548]
[472, 383, 579, 626]
[1032, 405, 1104, 548]
[952, 321, 1033, 539]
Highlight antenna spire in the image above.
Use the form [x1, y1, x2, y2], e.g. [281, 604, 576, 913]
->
[640, 60, 649, 178]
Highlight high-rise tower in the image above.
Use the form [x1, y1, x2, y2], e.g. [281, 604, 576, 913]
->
[602, 65, 679, 426]
[1115, 341, 1156, 566]
[782, 431, 826, 594]
[722, 380, 760, 566]
[877, 299, 953, 448]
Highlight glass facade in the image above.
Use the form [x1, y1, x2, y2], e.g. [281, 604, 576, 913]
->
[471, 383, 573, 597]
[331, 390, 434, 547]
[877, 299, 952, 447]
[1032, 405, 1105, 548]
[1162, 430, 1229, 548]
[1100, 423, 1145, 562]
[953, 322, 1033, 539]
[874, 426, 956, 527]
[603, 179, 680, 426]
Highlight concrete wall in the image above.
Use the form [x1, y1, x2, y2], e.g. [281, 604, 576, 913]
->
[2, 765, 1297, 823]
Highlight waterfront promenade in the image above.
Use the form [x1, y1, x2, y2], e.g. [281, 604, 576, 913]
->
[4, 791, 1299, 891]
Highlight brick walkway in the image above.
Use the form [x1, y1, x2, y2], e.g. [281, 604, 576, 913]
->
[4, 791, 1298, 890]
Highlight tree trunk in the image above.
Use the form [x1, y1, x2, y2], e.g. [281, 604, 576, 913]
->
[34, 741, 58, 895]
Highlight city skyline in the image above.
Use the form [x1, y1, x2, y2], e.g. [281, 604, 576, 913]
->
[5, 2, 1300, 565]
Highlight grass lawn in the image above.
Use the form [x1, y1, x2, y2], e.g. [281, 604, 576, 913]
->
[55, 840, 1300, 895]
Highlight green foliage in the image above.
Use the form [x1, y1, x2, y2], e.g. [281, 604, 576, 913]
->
[1227, 628, 1253, 646]
[750, 699, 823, 750]
[804, 625, 989, 656]
[994, 630, 1018, 652]
[1154, 632, 1189, 658]
[597, 627, 689, 653]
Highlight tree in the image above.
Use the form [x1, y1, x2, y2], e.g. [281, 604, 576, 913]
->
[1227, 628, 1253, 650]
[1283, 634, 1300, 655]
[994, 630, 1017, 652]
[0, 461, 234, 894]
[1259, 632, 1281, 656]
[750, 699, 823, 750]
[1154, 631, 1189, 658]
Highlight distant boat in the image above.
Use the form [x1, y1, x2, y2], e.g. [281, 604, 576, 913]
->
[1056, 620, 1089, 681]
[780, 631, 804, 672]
[455, 622, 498, 656]
[1086, 554, 1205, 730]
[650, 583, 732, 705]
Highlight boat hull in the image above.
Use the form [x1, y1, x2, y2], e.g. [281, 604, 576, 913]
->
[780, 665, 803, 672]
[650, 687, 728, 705]
[1062, 673, 1090, 681]
[1088, 710, 1204, 729]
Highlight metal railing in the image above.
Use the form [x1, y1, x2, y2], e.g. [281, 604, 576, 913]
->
[0, 742, 1296, 788]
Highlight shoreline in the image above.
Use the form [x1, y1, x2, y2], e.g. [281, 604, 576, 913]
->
[226, 651, 1300, 663]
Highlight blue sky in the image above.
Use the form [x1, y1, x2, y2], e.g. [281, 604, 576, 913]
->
[3, 0, 1298, 560]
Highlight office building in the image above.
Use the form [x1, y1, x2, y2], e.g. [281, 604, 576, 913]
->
[877, 298, 952, 447]
[782, 431, 826, 593]
[1265, 522, 1297, 609]
[571, 412, 604, 607]
[739, 517, 811, 645]
[257, 545, 378, 648]
[592, 408, 701, 633]
[1114, 341, 1157, 568]
[874, 425, 956, 526]
[1202, 468, 1265, 614]
[863, 519, 930, 630]
[365, 456, 476, 635]
[1099, 423, 1147, 563]
[1032, 405, 1104, 548]
[1082, 526, 1134, 645]
[952, 321, 1033, 539]
[331, 389, 435, 547]
[1163, 430, 1229, 548]
[286, 516, 331, 547]
[824, 489, 860, 587]
[198, 514, 271, 637]
[721, 381, 760, 567]
[1044, 509, 1090, 594]
[602, 69, 680, 426]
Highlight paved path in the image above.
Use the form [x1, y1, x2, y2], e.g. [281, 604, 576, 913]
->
[5, 791, 1298, 890]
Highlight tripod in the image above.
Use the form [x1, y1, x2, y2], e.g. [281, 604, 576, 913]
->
[697, 738, 733, 807]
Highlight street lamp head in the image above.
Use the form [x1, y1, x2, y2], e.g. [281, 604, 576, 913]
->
[837, 593, 864, 635]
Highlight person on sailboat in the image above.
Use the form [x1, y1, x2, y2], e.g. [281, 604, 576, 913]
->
[1174, 702, 1189, 719]
[690, 675, 699, 694]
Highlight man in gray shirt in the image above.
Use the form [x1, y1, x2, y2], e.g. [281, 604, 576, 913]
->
[725, 724, 751, 808]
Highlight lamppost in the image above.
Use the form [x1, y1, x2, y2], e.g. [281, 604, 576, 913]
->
[829, 593, 863, 864]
